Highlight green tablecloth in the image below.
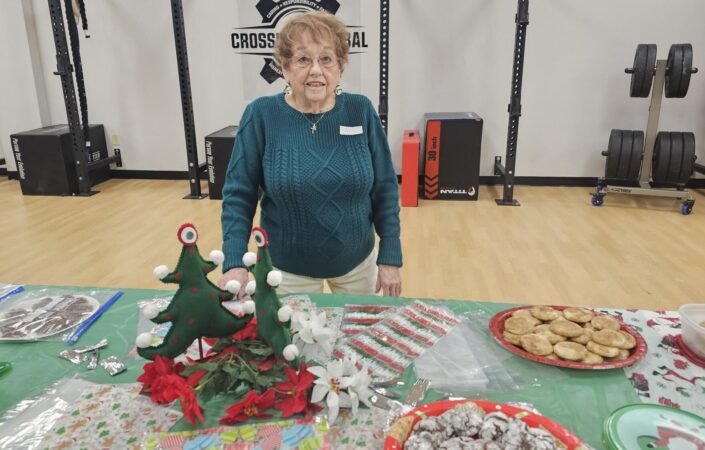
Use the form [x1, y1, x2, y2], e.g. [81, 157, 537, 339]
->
[0, 286, 641, 447]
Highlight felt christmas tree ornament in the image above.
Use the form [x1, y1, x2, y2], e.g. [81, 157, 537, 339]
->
[136, 223, 254, 360]
[247, 227, 300, 365]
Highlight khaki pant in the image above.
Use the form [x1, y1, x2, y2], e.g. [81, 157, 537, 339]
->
[275, 249, 378, 295]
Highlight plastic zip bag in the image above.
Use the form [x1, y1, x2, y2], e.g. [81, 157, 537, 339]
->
[0, 288, 120, 342]
[414, 309, 568, 395]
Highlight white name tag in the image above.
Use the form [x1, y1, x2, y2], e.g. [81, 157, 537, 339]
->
[340, 125, 363, 135]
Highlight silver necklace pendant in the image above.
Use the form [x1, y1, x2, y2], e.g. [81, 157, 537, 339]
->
[310, 123, 317, 134]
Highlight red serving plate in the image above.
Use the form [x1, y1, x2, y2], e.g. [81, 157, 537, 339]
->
[489, 306, 647, 370]
[384, 399, 585, 449]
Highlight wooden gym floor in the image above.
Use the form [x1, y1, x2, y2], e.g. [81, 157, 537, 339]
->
[1, 177, 704, 311]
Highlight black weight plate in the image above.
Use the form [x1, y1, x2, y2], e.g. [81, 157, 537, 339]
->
[626, 130, 644, 181]
[652, 132, 670, 183]
[630, 44, 657, 97]
[605, 130, 623, 179]
[605, 130, 643, 181]
[678, 44, 694, 98]
[666, 132, 684, 184]
[676, 132, 696, 184]
[665, 44, 693, 98]
[652, 132, 694, 184]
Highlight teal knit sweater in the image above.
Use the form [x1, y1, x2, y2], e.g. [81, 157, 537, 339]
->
[221, 93, 402, 278]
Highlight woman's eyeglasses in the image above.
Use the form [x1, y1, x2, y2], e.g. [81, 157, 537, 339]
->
[291, 54, 338, 69]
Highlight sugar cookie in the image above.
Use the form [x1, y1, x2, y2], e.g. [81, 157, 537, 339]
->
[586, 340, 620, 358]
[562, 307, 594, 323]
[504, 317, 535, 335]
[553, 341, 588, 361]
[530, 306, 561, 321]
[549, 319, 584, 338]
[520, 334, 554, 356]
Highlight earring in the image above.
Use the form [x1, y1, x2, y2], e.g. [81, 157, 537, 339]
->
[334, 84, 342, 95]
[284, 82, 292, 95]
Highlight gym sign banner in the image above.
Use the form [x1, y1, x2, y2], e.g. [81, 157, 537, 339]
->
[233, 0, 370, 98]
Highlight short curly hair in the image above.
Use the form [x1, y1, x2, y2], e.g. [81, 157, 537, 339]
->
[274, 11, 350, 71]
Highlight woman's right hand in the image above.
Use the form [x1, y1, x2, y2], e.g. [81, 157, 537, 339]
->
[219, 268, 250, 299]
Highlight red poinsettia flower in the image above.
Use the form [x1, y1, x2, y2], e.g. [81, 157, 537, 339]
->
[232, 318, 258, 341]
[179, 388, 205, 426]
[273, 361, 318, 417]
[220, 389, 276, 424]
[137, 355, 185, 391]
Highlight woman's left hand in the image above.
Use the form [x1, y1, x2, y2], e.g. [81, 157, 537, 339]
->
[376, 265, 401, 297]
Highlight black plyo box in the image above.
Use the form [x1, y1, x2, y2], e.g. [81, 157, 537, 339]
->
[10, 124, 109, 195]
[205, 126, 238, 200]
[423, 112, 483, 201]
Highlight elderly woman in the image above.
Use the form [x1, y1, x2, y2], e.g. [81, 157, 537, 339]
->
[219, 11, 402, 297]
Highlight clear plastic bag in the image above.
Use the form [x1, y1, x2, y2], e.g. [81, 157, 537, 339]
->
[414, 309, 568, 396]
[0, 284, 23, 303]
[0, 288, 120, 342]
[0, 376, 90, 449]
[0, 376, 182, 450]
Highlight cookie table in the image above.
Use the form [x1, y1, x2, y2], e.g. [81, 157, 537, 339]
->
[0, 285, 701, 448]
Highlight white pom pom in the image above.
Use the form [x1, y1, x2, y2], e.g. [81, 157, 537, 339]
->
[230, 302, 244, 318]
[267, 270, 283, 287]
[136, 332, 153, 348]
[142, 304, 160, 320]
[242, 252, 257, 267]
[225, 280, 241, 294]
[209, 250, 224, 265]
[278, 305, 293, 323]
[245, 280, 256, 296]
[242, 300, 255, 314]
[283, 344, 300, 361]
[153, 265, 169, 280]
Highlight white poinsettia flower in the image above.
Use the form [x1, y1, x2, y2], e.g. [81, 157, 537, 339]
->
[341, 352, 360, 376]
[292, 311, 335, 360]
[308, 360, 353, 424]
[347, 364, 373, 415]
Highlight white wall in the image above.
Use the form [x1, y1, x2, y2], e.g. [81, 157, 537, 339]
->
[0, 1, 43, 172]
[2, 0, 704, 177]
